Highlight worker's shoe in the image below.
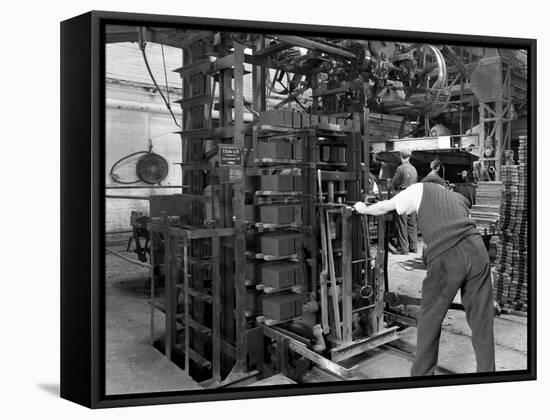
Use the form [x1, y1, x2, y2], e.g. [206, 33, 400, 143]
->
[409, 248, 418, 253]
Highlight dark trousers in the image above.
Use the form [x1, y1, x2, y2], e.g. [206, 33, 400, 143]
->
[411, 234, 495, 376]
[396, 212, 418, 252]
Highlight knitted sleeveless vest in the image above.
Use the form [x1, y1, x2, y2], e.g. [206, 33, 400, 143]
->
[418, 183, 479, 263]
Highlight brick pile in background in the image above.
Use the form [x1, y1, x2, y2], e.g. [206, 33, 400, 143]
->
[493, 136, 528, 312]
[471, 181, 502, 234]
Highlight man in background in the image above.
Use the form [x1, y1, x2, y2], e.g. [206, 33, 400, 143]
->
[390, 148, 418, 254]
[453, 170, 477, 206]
[421, 159, 445, 186]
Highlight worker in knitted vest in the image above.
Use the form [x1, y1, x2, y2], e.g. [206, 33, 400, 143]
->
[354, 182, 495, 375]
[390, 149, 418, 254]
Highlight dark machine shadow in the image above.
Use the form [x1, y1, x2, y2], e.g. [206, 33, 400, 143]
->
[36, 383, 59, 397]
[395, 256, 426, 271]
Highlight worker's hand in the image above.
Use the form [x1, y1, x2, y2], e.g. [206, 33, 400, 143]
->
[364, 194, 378, 204]
[493, 301, 502, 317]
[353, 202, 369, 214]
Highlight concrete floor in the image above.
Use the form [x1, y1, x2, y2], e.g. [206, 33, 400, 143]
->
[345, 251, 527, 378]
[106, 252, 201, 395]
[105, 243, 527, 393]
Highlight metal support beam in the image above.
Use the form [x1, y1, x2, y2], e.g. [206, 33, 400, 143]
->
[233, 41, 248, 371]
[264, 326, 367, 380]
[330, 326, 400, 363]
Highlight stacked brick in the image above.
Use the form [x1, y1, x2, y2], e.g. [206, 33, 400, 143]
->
[245, 111, 313, 323]
[515, 136, 529, 309]
[257, 173, 305, 322]
[471, 181, 502, 234]
[249, 110, 362, 323]
[493, 136, 528, 312]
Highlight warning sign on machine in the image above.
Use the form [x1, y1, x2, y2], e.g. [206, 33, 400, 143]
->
[219, 145, 243, 166]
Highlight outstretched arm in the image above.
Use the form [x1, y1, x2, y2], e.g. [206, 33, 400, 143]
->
[355, 183, 422, 216]
[354, 199, 396, 216]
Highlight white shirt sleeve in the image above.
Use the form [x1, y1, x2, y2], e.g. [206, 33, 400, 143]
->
[391, 183, 423, 215]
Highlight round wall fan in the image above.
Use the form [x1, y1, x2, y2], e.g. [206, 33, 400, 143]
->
[136, 153, 169, 184]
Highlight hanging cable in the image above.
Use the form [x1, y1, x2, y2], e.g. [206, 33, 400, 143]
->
[138, 33, 181, 128]
[149, 129, 177, 141]
[109, 140, 153, 185]
[267, 69, 279, 97]
[161, 44, 171, 106]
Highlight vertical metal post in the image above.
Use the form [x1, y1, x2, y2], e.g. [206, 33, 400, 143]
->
[318, 207, 330, 335]
[149, 234, 156, 345]
[233, 41, 248, 369]
[326, 210, 342, 341]
[211, 236, 221, 381]
[372, 217, 386, 332]
[276, 336, 290, 376]
[478, 103, 486, 177]
[181, 47, 191, 196]
[363, 108, 370, 190]
[306, 135, 319, 300]
[341, 209, 353, 343]
[252, 37, 267, 164]
[424, 115, 430, 136]
[505, 66, 512, 151]
[459, 76, 464, 135]
[495, 99, 503, 180]
[219, 61, 235, 373]
[164, 232, 174, 360]
[183, 237, 190, 374]
[379, 218, 389, 326]
[327, 181, 335, 203]
[252, 36, 267, 111]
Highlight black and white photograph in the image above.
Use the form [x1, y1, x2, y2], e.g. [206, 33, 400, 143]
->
[102, 20, 533, 396]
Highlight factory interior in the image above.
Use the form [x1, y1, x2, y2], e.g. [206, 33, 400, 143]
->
[104, 25, 529, 394]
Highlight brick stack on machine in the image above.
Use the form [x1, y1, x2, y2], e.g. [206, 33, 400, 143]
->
[250, 110, 311, 326]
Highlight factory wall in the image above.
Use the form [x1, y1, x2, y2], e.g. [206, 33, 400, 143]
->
[105, 83, 182, 233]
[104, 40, 286, 233]
[105, 42, 185, 233]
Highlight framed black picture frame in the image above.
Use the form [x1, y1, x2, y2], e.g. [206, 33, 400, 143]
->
[61, 10, 536, 409]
